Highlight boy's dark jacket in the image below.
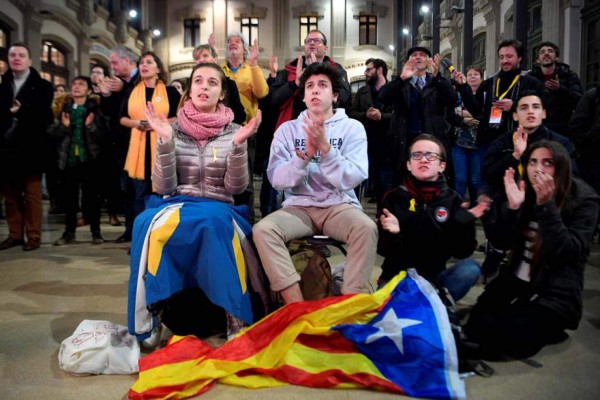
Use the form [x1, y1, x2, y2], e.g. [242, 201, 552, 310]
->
[377, 177, 477, 282]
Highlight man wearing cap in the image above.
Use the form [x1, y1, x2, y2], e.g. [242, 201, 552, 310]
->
[379, 46, 458, 186]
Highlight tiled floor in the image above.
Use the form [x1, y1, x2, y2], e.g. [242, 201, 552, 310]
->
[0, 191, 599, 399]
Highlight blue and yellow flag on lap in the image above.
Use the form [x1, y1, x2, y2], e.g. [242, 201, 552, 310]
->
[129, 270, 465, 400]
[128, 196, 268, 341]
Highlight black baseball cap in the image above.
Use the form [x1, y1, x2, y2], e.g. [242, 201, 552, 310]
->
[406, 46, 432, 59]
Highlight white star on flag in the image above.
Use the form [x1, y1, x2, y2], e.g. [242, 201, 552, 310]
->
[364, 308, 422, 354]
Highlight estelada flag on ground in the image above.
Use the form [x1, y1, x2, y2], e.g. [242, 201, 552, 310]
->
[129, 270, 466, 400]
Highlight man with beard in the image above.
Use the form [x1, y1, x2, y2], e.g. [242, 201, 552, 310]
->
[379, 46, 458, 186]
[270, 30, 351, 130]
[348, 58, 393, 205]
[453, 40, 546, 156]
[528, 42, 582, 135]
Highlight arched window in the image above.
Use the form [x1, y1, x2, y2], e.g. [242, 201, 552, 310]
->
[40, 41, 69, 86]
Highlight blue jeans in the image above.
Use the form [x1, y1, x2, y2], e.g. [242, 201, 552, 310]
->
[451, 145, 485, 201]
[437, 258, 481, 301]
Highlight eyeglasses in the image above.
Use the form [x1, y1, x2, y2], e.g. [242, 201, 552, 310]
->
[410, 151, 442, 161]
[304, 37, 325, 45]
[364, 67, 375, 74]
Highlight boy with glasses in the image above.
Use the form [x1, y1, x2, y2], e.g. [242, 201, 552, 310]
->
[378, 134, 489, 301]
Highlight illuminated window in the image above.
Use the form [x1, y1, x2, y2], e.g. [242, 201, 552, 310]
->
[241, 17, 259, 43]
[41, 41, 68, 85]
[359, 15, 377, 45]
[299, 16, 318, 46]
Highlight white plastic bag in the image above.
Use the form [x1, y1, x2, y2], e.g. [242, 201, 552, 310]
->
[58, 320, 140, 375]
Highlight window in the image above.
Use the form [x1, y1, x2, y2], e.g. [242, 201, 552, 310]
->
[472, 33, 486, 74]
[184, 19, 201, 48]
[299, 16, 318, 46]
[0, 27, 7, 48]
[359, 15, 377, 45]
[241, 18, 259, 44]
[40, 41, 68, 86]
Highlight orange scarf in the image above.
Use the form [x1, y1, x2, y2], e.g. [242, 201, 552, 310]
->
[124, 80, 169, 179]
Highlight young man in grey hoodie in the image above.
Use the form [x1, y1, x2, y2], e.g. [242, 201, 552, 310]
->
[253, 63, 377, 304]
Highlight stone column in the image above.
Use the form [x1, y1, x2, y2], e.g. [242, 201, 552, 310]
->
[542, 0, 560, 44]
[113, 9, 129, 45]
[78, 36, 93, 75]
[141, 29, 153, 52]
[213, 0, 227, 56]
[79, 0, 96, 25]
[484, 7, 498, 75]
[273, 0, 289, 61]
[23, 7, 44, 70]
[330, 0, 346, 60]
[563, 0, 582, 75]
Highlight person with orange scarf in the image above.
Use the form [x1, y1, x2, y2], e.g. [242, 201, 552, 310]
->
[118, 51, 180, 243]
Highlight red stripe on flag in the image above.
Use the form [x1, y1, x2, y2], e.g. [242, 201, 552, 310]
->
[295, 332, 358, 354]
[207, 294, 358, 362]
[238, 365, 404, 393]
[139, 336, 213, 371]
[129, 381, 215, 400]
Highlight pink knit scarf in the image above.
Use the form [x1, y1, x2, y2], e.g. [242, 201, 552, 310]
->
[177, 101, 234, 141]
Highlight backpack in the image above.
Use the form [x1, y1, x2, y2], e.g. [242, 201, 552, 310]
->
[287, 239, 332, 301]
[433, 282, 495, 377]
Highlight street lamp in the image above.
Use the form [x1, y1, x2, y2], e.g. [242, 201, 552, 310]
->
[128, 9, 138, 19]
[152, 29, 161, 37]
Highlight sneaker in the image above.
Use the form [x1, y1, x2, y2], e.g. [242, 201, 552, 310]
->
[53, 232, 76, 246]
[92, 235, 104, 245]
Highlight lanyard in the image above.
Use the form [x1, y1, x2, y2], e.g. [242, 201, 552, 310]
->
[495, 75, 521, 100]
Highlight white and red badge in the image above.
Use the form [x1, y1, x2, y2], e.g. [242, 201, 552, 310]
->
[434, 207, 449, 222]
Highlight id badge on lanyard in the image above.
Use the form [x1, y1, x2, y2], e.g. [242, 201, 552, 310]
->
[489, 75, 520, 128]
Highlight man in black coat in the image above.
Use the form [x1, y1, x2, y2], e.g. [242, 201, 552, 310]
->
[0, 43, 54, 251]
[528, 41, 582, 135]
[269, 30, 351, 130]
[348, 58, 393, 205]
[378, 46, 458, 186]
[453, 40, 547, 153]
[96, 45, 139, 243]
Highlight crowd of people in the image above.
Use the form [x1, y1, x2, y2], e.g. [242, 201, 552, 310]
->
[1, 32, 600, 362]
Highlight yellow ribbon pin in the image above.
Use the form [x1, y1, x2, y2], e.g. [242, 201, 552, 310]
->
[409, 198, 416, 212]
[212, 147, 217, 162]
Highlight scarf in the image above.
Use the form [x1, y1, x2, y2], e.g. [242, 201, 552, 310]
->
[403, 174, 446, 203]
[177, 101, 234, 142]
[275, 57, 340, 130]
[67, 104, 87, 167]
[124, 80, 169, 180]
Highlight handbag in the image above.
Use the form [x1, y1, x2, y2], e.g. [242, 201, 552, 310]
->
[455, 125, 478, 149]
[58, 320, 140, 375]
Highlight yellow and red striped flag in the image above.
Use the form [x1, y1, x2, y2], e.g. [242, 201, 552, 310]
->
[129, 270, 465, 400]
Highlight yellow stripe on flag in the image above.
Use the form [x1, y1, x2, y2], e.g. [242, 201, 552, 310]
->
[148, 209, 181, 276]
[131, 273, 407, 398]
[231, 227, 247, 294]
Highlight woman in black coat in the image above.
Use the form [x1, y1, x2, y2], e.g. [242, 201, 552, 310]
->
[465, 140, 600, 360]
